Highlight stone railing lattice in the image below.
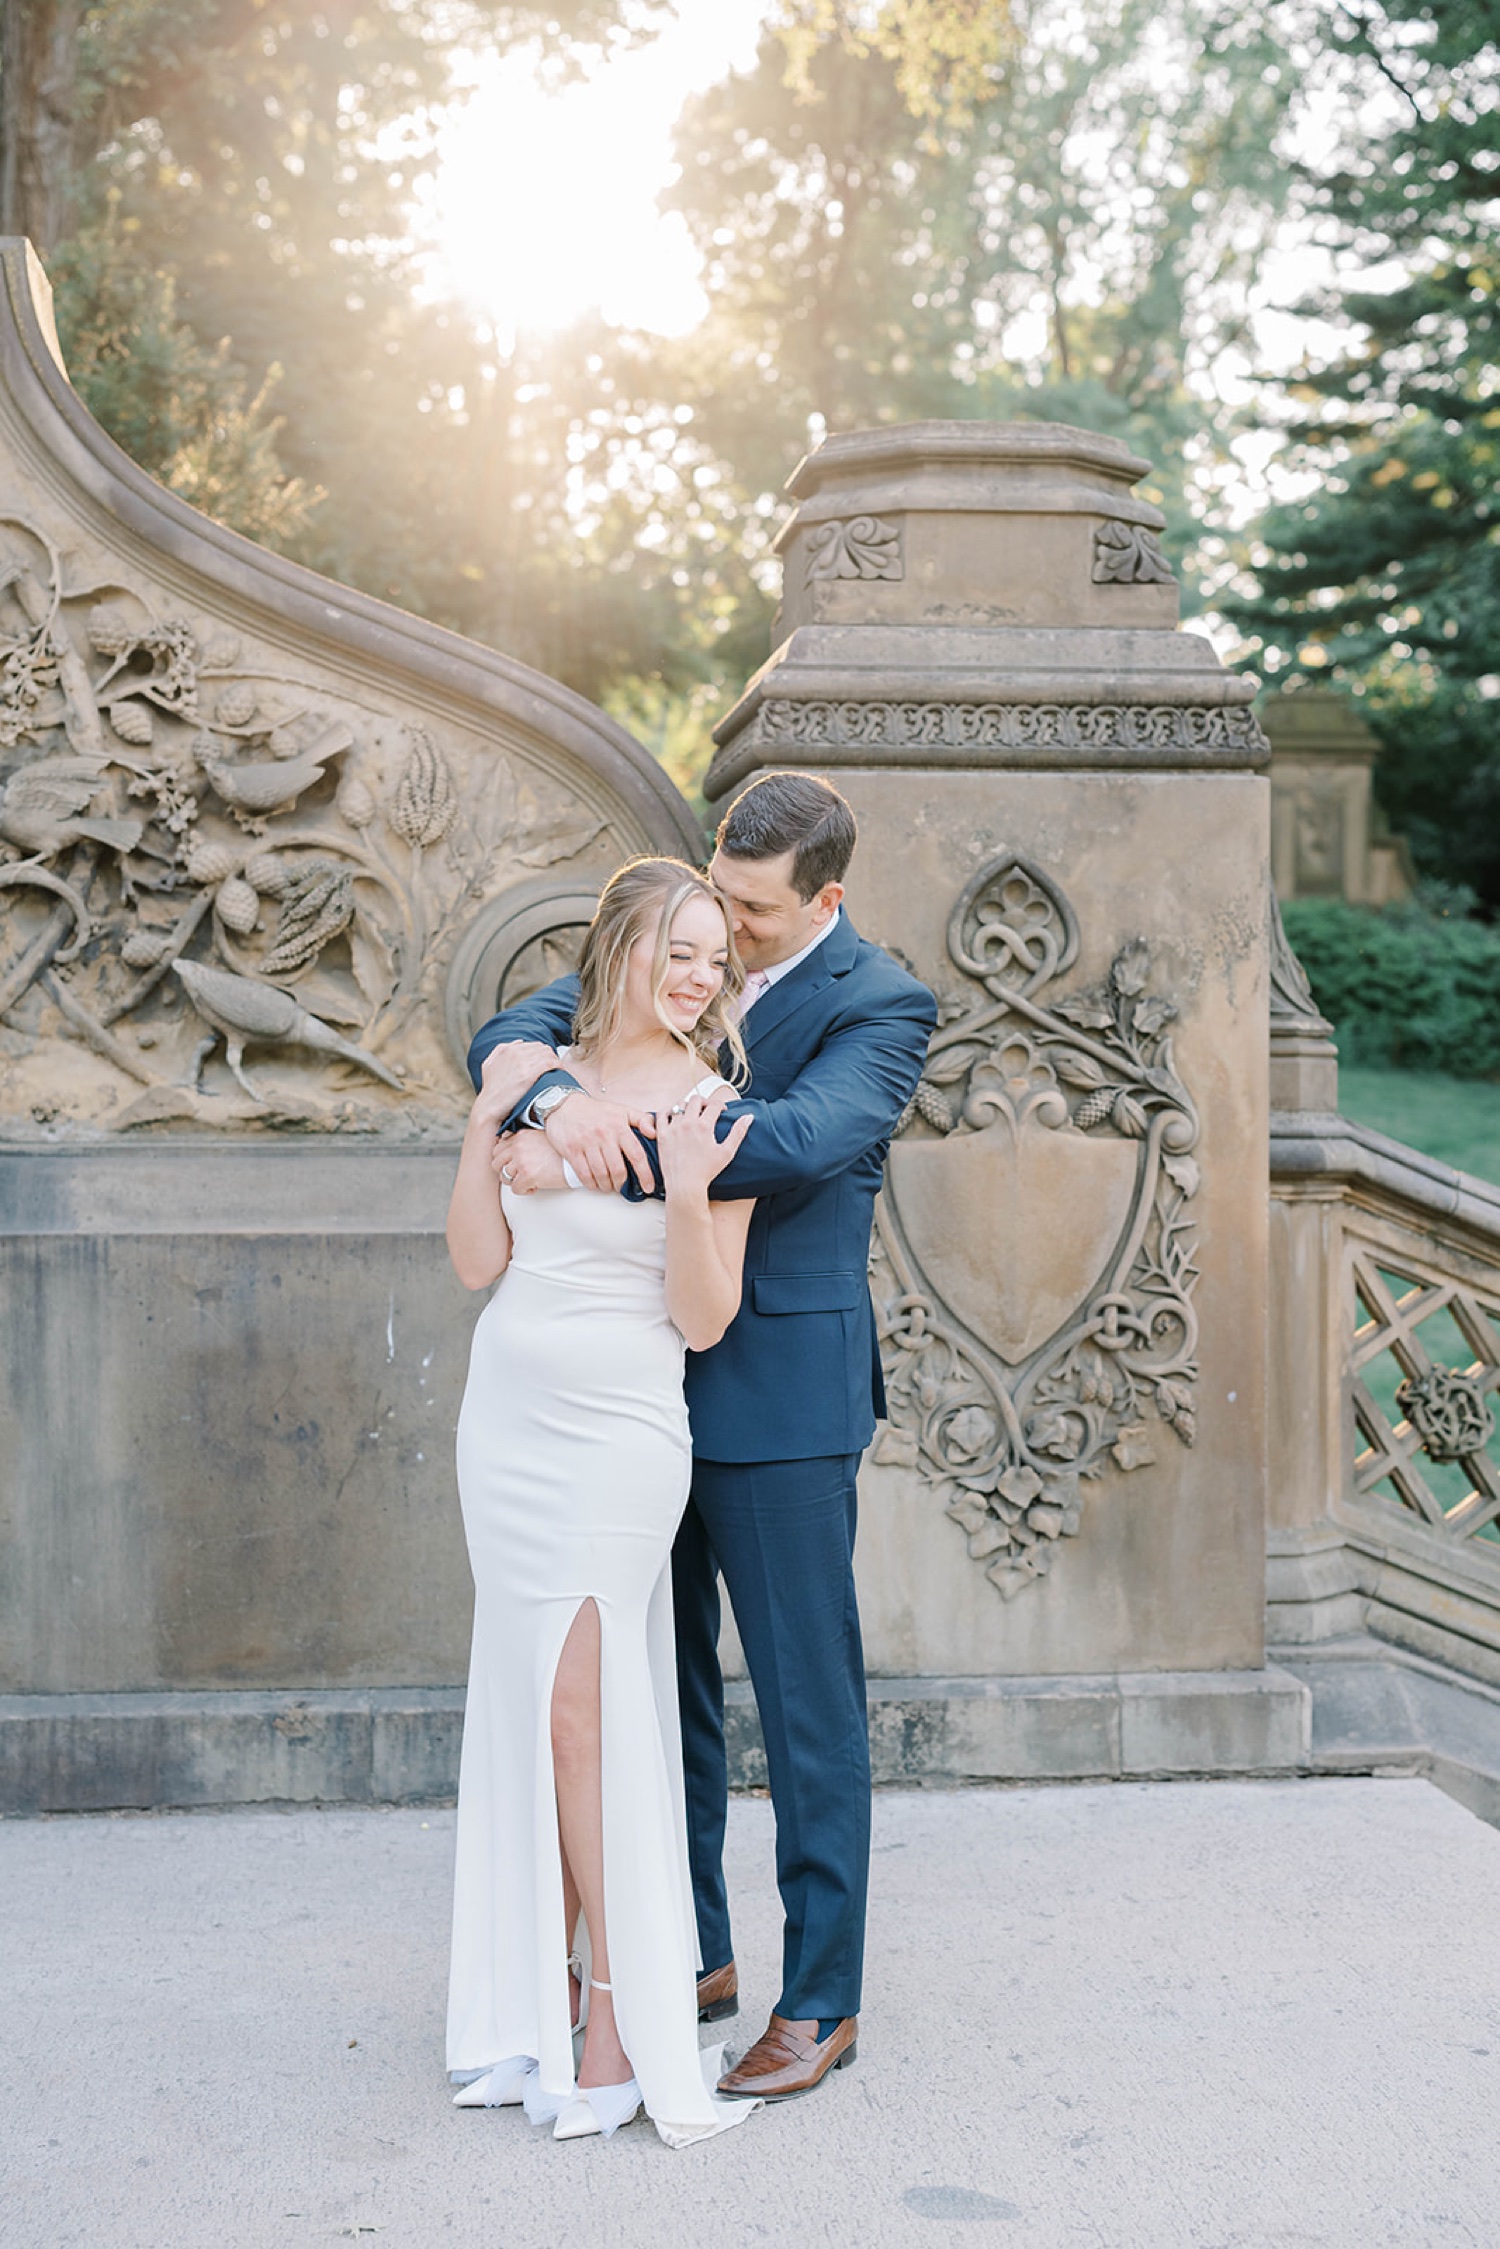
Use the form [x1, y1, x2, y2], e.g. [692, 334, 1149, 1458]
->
[1348, 1227, 1500, 1549]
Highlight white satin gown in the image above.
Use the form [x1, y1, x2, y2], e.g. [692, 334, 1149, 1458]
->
[446, 1078, 754, 2148]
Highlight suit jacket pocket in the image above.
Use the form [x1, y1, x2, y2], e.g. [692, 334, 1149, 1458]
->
[750, 1271, 863, 1315]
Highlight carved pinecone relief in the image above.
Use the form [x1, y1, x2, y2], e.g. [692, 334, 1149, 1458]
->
[871, 853, 1201, 1600]
[0, 523, 612, 1132]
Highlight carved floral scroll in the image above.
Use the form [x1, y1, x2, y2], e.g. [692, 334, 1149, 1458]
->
[1092, 520, 1175, 585]
[870, 853, 1201, 1599]
[804, 514, 904, 582]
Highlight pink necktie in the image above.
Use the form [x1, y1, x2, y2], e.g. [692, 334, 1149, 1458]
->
[741, 970, 771, 1016]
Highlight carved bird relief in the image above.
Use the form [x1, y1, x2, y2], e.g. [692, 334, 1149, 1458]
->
[173, 959, 403, 1101]
[194, 724, 352, 822]
[0, 756, 144, 858]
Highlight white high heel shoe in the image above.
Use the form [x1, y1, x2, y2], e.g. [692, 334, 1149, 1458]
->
[553, 1980, 642, 2141]
[452, 2054, 534, 2108]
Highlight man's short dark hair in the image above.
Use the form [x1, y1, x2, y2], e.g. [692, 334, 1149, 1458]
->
[714, 772, 857, 901]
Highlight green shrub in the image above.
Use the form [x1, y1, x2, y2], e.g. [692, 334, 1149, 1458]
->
[1282, 898, 1500, 1079]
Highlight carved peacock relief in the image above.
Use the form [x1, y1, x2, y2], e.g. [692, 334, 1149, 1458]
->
[0, 518, 619, 1134]
[871, 853, 1202, 1599]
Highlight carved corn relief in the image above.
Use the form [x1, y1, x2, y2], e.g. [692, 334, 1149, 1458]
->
[870, 854, 1201, 1599]
[0, 518, 617, 1134]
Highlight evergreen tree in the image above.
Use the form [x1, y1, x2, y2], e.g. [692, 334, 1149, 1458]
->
[1223, 0, 1500, 908]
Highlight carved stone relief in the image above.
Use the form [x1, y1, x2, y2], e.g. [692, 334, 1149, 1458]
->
[1269, 884, 1328, 1031]
[804, 515, 904, 582]
[1396, 1366, 1497, 1464]
[0, 517, 621, 1134]
[870, 853, 1201, 1599]
[1092, 520, 1175, 585]
[443, 879, 596, 1075]
[1348, 1237, 1500, 1543]
[753, 698, 1267, 762]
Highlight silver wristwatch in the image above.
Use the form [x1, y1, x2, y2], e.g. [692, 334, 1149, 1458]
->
[531, 1082, 583, 1125]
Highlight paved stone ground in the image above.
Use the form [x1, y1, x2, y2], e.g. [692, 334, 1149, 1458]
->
[4, 1777, 1499, 2249]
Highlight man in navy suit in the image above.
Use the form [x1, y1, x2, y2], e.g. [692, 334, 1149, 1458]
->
[468, 772, 936, 2098]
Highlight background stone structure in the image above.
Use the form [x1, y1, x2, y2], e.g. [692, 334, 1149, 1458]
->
[1263, 687, 1412, 907]
[6, 247, 1499, 1818]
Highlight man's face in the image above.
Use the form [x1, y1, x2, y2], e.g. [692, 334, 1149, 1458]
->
[708, 846, 843, 972]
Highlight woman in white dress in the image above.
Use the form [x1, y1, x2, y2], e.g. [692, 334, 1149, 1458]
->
[442, 857, 759, 2149]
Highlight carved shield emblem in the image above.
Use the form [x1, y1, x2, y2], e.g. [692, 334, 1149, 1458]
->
[869, 851, 1202, 1602]
[888, 1114, 1138, 1366]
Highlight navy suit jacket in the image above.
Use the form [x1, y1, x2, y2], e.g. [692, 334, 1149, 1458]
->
[466, 913, 936, 1464]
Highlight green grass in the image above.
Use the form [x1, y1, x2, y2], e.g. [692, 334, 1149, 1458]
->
[1338, 1066, 1500, 1186]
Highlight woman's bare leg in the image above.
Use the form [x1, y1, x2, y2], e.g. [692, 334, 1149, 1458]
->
[559, 1834, 583, 2028]
[551, 1600, 631, 2086]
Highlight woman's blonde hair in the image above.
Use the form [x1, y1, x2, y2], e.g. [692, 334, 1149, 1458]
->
[572, 857, 749, 1086]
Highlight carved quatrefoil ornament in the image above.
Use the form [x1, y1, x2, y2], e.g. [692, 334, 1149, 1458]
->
[870, 853, 1201, 1600]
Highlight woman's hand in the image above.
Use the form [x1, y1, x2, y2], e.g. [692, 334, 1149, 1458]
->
[491, 1129, 569, 1194]
[661, 1091, 756, 1347]
[656, 1086, 752, 1203]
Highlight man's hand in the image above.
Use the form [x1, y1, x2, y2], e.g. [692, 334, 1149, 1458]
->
[545, 1091, 658, 1194]
[491, 1130, 569, 1195]
[479, 1039, 561, 1114]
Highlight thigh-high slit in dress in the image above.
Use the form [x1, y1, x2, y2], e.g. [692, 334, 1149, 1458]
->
[446, 1093, 752, 2149]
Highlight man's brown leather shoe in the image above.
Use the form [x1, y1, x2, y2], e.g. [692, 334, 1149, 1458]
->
[716, 2013, 857, 2099]
[696, 1961, 738, 2023]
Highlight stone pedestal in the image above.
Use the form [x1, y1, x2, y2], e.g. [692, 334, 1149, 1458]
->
[1264, 687, 1412, 907]
[709, 422, 1271, 1676]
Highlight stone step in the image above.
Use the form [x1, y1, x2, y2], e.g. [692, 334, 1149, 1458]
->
[7, 1646, 1497, 1821]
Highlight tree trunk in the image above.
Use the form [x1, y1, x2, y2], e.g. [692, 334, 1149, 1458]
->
[0, 0, 87, 252]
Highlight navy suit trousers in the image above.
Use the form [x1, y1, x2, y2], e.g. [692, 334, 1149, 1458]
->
[672, 1452, 870, 2023]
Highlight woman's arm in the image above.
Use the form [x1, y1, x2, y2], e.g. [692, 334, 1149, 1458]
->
[660, 1091, 755, 1351]
[445, 1050, 525, 1289]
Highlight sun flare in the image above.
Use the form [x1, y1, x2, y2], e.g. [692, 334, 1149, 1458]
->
[423, 2, 769, 341]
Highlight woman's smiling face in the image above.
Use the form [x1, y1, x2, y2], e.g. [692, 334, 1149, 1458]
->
[622, 889, 731, 1039]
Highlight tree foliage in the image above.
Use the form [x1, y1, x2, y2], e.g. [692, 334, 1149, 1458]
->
[0, 0, 673, 603]
[651, 0, 1298, 662]
[1223, 1, 1500, 906]
[6, 0, 1491, 852]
